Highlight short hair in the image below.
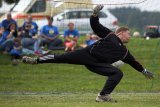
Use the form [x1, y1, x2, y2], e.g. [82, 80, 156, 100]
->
[68, 22, 74, 26]
[7, 12, 11, 16]
[46, 16, 53, 21]
[27, 15, 32, 19]
[115, 26, 129, 34]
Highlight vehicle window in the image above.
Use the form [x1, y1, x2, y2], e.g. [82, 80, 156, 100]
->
[98, 12, 107, 18]
[86, 11, 92, 18]
[79, 11, 92, 18]
[62, 11, 79, 19]
[79, 11, 87, 18]
[28, 0, 46, 13]
[147, 28, 157, 33]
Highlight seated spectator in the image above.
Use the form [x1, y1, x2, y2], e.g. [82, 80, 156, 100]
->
[40, 16, 62, 50]
[0, 23, 3, 36]
[10, 38, 22, 65]
[1, 12, 17, 31]
[19, 23, 41, 55]
[64, 22, 79, 51]
[22, 15, 38, 37]
[80, 33, 99, 48]
[0, 22, 18, 54]
[86, 34, 99, 46]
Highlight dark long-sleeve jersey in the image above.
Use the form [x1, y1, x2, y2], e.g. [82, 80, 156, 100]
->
[88, 15, 144, 72]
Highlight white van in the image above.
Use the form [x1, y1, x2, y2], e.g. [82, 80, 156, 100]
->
[0, 0, 92, 25]
[0, 0, 50, 25]
[36, 9, 119, 34]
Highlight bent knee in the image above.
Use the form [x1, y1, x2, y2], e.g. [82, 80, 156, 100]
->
[115, 70, 123, 79]
[117, 70, 123, 79]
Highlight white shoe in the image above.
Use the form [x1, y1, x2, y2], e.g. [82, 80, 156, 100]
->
[22, 56, 38, 64]
[96, 94, 117, 102]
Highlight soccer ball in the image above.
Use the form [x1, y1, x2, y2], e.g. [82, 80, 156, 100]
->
[146, 37, 150, 40]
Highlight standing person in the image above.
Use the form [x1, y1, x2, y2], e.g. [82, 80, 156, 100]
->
[40, 16, 62, 50]
[64, 22, 79, 51]
[22, 5, 154, 102]
[1, 12, 17, 31]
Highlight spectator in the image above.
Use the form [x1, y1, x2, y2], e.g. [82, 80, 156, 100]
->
[0, 23, 3, 35]
[10, 38, 22, 65]
[19, 23, 41, 55]
[40, 16, 62, 50]
[80, 33, 99, 48]
[86, 33, 99, 46]
[22, 15, 38, 37]
[0, 22, 18, 54]
[64, 22, 79, 51]
[1, 12, 18, 31]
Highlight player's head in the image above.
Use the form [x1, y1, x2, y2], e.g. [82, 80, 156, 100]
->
[115, 26, 131, 43]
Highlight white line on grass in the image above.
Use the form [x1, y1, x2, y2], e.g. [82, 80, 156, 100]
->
[0, 92, 160, 95]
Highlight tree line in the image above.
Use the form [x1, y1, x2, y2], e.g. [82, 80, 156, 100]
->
[109, 7, 160, 33]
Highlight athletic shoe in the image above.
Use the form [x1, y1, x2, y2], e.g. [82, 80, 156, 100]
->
[22, 56, 38, 64]
[96, 94, 117, 102]
[93, 5, 104, 16]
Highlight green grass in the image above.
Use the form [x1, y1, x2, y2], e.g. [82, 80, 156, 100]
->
[0, 38, 160, 106]
[0, 93, 160, 107]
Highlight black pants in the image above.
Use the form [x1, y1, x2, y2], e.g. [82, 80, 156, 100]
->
[38, 49, 123, 95]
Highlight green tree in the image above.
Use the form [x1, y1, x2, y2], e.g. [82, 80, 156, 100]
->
[110, 7, 160, 33]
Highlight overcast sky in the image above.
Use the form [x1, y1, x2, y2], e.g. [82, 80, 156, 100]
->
[92, 0, 160, 12]
[0, 0, 160, 12]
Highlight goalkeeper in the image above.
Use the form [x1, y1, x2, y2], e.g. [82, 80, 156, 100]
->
[22, 5, 154, 102]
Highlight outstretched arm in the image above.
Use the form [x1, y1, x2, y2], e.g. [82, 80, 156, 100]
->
[90, 5, 112, 38]
[123, 51, 154, 79]
[122, 51, 144, 72]
[90, 15, 112, 38]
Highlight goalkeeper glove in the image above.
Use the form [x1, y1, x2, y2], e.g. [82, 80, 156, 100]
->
[142, 69, 154, 79]
[93, 5, 104, 16]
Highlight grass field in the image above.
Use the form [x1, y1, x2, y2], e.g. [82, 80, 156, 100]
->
[0, 38, 160, 107]
[1, 93, 160, 107]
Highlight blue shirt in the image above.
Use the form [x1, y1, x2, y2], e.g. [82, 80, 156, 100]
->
[86, 40, 97, 46]
[40, 25, 59, 37]
[64, 29, 79, 38]
[1, 19, 18, 30]
[0, 31, 10, 45]
[0, 23, 2, 28]
[22, 21, 38, 37]
[0, 30, 17, 45]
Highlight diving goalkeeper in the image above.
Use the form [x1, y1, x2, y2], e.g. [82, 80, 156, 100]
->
[22, 5, 154, 102]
